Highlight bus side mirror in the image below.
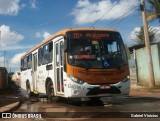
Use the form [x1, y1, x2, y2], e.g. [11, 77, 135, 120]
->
[64, 36, 68, 52]
[125, 44, 131, 60]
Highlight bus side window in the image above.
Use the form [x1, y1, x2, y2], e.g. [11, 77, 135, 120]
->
[21, 59, 24, 71]
[38, 48, 43, 66]
[23, 57, 28, 70]
[49, 42, 53, 52]
[27, 54, 32, 69]
[42, 42, 53, 65]
[49, 41, 53, 63]
[42, 44, 48, 65]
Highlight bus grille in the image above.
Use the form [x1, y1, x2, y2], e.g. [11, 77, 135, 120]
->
[86, 86, 121, 95]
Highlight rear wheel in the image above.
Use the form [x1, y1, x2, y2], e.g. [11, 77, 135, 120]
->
[46, 81, 54, 101]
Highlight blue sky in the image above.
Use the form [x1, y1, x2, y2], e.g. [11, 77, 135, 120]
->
[0, 0, 159, 72]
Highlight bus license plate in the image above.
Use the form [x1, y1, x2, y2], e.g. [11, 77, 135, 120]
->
[100, 85, 110, 90]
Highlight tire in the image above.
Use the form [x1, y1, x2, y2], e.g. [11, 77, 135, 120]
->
[46, 81, 54, 101]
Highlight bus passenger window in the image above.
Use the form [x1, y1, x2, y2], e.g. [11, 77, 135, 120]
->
[23, 57, 27, 70]
[49, 42, 53, 63]
[38, 48, 43, 66]
[21, 59, 24, 71]
[27, 54, 32, 69]
[42, 42, 53, 64]
[49, 42, 53, 52]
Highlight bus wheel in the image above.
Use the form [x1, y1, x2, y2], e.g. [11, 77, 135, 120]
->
[46, 81, 54, 101]
[26, 82, 31, 99]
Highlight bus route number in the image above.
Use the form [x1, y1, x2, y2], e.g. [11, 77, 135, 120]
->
[73, 33, 82, 39]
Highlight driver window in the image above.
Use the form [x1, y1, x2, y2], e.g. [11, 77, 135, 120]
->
[108, 41, 117, 53]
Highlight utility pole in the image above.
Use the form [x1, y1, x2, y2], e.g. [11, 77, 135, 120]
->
[4, 51, 6, 67]
[140, 0, 155, 87]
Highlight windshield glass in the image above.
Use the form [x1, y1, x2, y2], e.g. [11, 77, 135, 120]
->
[67, 31, 128, 69]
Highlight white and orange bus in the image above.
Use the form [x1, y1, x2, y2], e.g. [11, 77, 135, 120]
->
[20, 28, 130, 101]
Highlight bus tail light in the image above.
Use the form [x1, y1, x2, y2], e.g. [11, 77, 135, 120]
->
[69, 75, 85, 84]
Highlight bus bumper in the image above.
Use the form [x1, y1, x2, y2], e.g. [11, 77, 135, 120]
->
[65, 79, 130, 98]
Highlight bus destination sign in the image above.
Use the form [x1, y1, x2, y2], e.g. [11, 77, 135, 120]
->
[72, 32, 110, 39]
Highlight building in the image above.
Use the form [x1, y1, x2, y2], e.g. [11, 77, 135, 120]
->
[129, 42, 160, 86]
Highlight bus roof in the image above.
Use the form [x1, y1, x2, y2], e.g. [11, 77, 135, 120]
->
[21, 28, 118, 58]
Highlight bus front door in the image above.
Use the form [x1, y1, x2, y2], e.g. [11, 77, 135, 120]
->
[32, 53, 38, 92]
[55, 39, 64, 95]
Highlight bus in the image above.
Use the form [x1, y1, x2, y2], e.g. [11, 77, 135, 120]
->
[20, 28, 130, 101]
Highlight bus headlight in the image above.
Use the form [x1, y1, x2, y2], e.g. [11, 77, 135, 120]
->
[122, 76, 130, 82]
[69, 75, 85, 84]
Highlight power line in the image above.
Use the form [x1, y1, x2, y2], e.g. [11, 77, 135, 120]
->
[105, 0, 142, 28]
[103, 5, 139, 28]
[104, 0, 131, 27]
[89, 0, 121, 28]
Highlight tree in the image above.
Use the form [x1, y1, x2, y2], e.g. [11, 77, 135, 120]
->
[146, 0, 160, 21]
[135, 26, 157, 44]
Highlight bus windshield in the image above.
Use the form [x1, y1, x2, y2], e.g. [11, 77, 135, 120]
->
[67, 31, 128, 69]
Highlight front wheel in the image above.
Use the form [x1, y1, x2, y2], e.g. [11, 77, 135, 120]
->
[46, 81, 54, 101]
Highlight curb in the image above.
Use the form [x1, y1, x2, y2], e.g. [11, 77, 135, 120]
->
[145, 89, 160, 93]
[131, 86, 160, 93]
[0, 99, 22, 113]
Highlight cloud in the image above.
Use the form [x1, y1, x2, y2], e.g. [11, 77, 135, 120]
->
[0, 52, 26, 71]
[10, 52, 26, 68]
[21, 4, 27, 9]
[151, 27, 160, 40]
[30, 0, 38, 9]
[0, 25, 24, 47]
[35, 31, 51, 40]
[43, 32, 51, 39]
[0, 0, 20, 16]
[129, 27, 141, 41]
[0, 45, 34, 51]
[35, 32, 41, 38]
[128, 26, 160, 45]
[71, 0, 139, 25]
[0, 56, 4, 67]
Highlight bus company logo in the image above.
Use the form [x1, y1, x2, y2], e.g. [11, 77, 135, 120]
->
[2, 113, 11, 118]
[1, 113, 42, 119]
[68, 84, 85, 90]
